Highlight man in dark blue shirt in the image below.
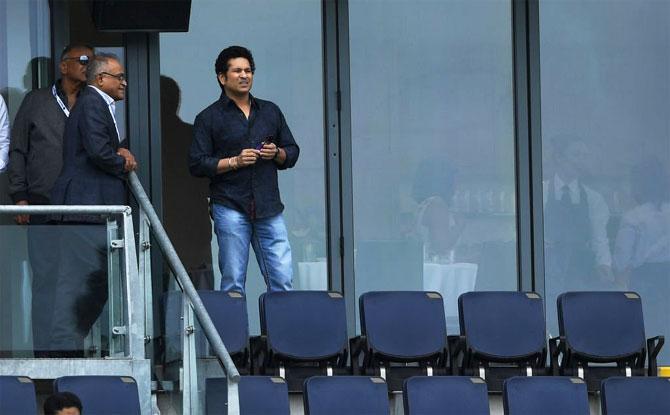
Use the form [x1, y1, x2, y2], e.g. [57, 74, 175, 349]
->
[189, 46, 299, 294]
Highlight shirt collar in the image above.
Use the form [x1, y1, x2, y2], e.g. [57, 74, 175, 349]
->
[88, 85, 116, 107]
[54, 79, 66, 101]
[218, 91, 261, 110]
[54, 79, 81, 108]
[554, 174, 580, 200]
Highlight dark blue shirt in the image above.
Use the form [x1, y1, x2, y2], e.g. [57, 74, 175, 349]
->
[189, 93, 299, 219]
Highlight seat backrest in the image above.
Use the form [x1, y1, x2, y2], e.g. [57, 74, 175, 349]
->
[503, 376, 589, 415]
[304, 376, 389, 415]
[206, 376, 290, 415]
[54, 376, 140, 415]
[459, 291, 546, 360]
[558, 292, 647, 359]
[261, 291, 347, 360]
[360, 291, 447, 360]
[403, 376, 489, 415]
[198, 290, 249, 355]
[601, 377, 670, 415]
[0, 376, 37, 414]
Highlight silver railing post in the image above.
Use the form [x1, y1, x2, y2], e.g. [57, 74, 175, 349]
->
[138, 208, 154, 347]
[182, 297, 199, 414]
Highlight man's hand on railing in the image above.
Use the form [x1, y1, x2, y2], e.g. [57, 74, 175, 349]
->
[14, 200, 30, 225]
[117, 148, 138, 172]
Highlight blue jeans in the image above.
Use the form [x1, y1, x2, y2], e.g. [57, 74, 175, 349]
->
[212, 203, 293, 294]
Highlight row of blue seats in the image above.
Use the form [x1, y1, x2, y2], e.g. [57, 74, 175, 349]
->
[205, 374, 670, 415]
[3, 373, 667, 415]
[0, 375, 141, 414]
[187, 290, 664, 392]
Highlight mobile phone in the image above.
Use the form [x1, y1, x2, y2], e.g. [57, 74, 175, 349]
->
[255, 135, 275, 150]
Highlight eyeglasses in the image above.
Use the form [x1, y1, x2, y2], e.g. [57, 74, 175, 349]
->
[62, 55, 90, 65]
[99, 72, 126, 82]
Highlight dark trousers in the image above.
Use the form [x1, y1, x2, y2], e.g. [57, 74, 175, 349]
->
[28, 225, 61, 354]
[49, 225, 108, 354]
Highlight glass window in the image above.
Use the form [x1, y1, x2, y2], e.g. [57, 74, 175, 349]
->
[0, 0, 51, 353]
[0, 0, 51, 204]
[540, 0, 670, 363]
[159, 0, 326, 333]
[348, 0, 517, 332]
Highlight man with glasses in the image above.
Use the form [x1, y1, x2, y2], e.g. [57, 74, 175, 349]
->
[190, 45, 300, 294]
[49, 53, 137, 356]
[6, 44, 93, 357]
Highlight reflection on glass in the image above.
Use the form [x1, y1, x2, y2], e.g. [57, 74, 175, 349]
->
[0, 223, 122, 357]
[349, 0, 517, 333]
[540, 0, 670, 363]
[161, 75, 213, 289]
[0, 0, 51, 210]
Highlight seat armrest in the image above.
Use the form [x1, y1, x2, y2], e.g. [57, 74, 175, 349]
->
[549, 336, 564, 376]
[249, 335, 267, 375]
[349, 336, 367, 375]
[447, 335, 465, 375]
[647, 335, 665, 376]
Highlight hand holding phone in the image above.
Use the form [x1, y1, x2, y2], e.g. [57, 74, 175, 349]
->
[256, 135, 274, 150]
[258, 136, 278, 160]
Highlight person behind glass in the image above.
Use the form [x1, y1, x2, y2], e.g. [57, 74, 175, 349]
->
[411, 158, 463, 263]
[614, 159, 670, 346]
[6, 45, 93, 357]
[189, 46, 299, 294]
[543, 135, 613, 294]
[49, 53, 137, 356]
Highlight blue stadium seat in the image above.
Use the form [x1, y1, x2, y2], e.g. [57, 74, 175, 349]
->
[503, 376, 589, 415]
[206, 376, 290, 415]
[303, 376, 389, 415]
[54, 376, 141, 415]
[551, 292, 664, 391]
[252, 291, 348, 391]
[601, 376, 670, 415]
[0, 376, 37, 414]
[198, 290, 250, 369]
[456, 291, 547, 391]
[162, 290, 250, 373]
[351, 291, 449, 391]
[403, 376, 489, 415]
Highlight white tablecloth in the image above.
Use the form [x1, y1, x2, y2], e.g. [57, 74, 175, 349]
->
[423, 262, 478, 321]
[296, 260, 328, 290]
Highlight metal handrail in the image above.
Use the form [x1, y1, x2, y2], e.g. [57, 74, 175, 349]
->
[0, 202, 151, 414]
[0, 182, 241, 382]
[0, 205, 130, 215]
[127, 172, 241, 382]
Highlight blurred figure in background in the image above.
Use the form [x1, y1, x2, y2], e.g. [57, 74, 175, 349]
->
[543, 135, 613, 297]
[0, 95, 8, 173]
[614, 159, 670, 357]
[412, 157, 463, 263]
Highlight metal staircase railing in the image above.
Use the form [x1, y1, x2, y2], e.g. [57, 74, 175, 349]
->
[128, 172, 241, 414]
[0, 171, 241, 414]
